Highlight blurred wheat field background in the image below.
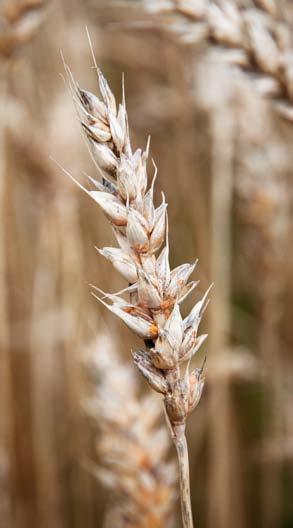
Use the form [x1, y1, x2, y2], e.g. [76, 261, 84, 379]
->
[1, 0, 293, 527]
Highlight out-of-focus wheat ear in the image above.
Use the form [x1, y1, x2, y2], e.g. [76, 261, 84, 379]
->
[0, 0, 49, 58]
[84, 336, 177, 527]
[144, 0, 293, 122]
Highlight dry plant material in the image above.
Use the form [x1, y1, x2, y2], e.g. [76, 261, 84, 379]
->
[0, 0, 48, 57]
[145, 0, 293, 121]
[234, 86, 290, 528]
[64, 57, 209, 527]
[85, 335, 177, 528]
[200, 73, 240, 528]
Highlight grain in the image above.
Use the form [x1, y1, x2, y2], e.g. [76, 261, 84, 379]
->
[145, 0, 293, 121]
[0, 0, 48, 58]
[64, 58, 209, 528]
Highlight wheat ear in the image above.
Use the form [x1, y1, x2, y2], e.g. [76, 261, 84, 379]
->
[145, 0, 293, 121]
[64, 57, 209, 527]
[0, 0, 48, 58]
[85, 335, 177, 528]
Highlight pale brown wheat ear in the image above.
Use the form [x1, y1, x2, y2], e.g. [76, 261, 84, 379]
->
[0, 0, 49, 58]
[84, 334, 177, 528]
[144, 0, 293, 122]
[62, 50, 210, 528]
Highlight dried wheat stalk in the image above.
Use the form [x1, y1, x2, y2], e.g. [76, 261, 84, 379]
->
[234, 84, 290, 528]
[85, 334, 177, 527]
[144, 0, 293, 121]
[63, 55, 208, 527]
[0, 0, 48, 58]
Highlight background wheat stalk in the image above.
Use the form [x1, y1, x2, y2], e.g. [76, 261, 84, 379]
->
[0, 2, 50, 524]
[233, 85, 291, 528]
[84, 334, 177, 528]
[62, 49, 209, 527]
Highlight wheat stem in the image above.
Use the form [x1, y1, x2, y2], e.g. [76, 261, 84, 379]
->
[172, 424, 194, 528]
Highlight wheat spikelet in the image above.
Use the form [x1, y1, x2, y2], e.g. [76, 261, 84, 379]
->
[0, 0, 48, 58]
[85, 334, 177, 528]
[144, 0, 293, 121]
[62, 50, 209, 527]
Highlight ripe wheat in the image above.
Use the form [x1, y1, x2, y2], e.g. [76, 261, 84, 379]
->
[63, 52, 209, 528]
[0, 0, 48, 58]
[145, 0, 293, 121]
[85, 335, 177, 528]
